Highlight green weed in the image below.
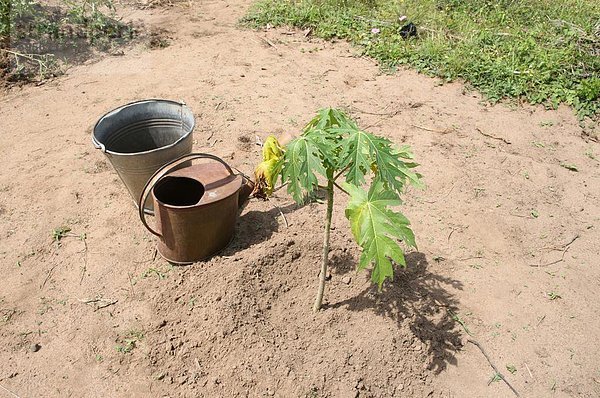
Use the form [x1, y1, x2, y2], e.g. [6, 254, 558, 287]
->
[141, 267, 167, 280]
[1, 0, 135, 82]
[243, 0, 600, 120]
[547, 291, 562, 300]
[116, 330, 144, 354]
[560, 163, 578, 171]
[52, 226, 71, 242]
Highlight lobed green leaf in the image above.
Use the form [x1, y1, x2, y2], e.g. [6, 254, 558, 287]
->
[281, 135, 327, 204]
[338, 129, 422, 195]
[345, 181, 417, 289]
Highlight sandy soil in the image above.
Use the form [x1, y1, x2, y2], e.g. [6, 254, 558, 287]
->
[1, 1, 599, 397]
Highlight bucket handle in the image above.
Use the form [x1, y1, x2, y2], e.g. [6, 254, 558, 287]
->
[138, 153, 235, 237]
[92, 135, 106, 152]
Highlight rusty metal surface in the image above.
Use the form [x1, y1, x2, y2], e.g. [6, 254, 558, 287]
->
[138, 153, 254, 264]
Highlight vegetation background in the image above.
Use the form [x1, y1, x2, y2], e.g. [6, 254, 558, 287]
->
[244, 0, 600, 121]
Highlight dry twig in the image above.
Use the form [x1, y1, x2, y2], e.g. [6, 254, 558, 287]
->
[468, 339, 520, 397]
[530, 234, 579, 267]
[410, 124, 453, 134]
[78, 297, 118, 311]
[476, 128, 511, 144]
[0, 384, 21, 398]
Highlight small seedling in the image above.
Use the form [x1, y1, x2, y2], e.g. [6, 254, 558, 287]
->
[560, 163, 578, 172]
[488, 373, 502, 385]
[116, 330, 144, 354]
[1, 309, 17, 324]
[585, 150, 597, 161]
[141, 268, 166, 280]
[449, 310, 473, 336]
[506, 364, 517, 374]
[52, 226, 72, 242]
[547, 291, 562, 300]
[539, 121, 554, 127]
[531, 210, 539, 218]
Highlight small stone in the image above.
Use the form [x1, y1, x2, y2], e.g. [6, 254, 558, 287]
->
[157, 320, 167, 329]
[342, 276, 352, 285]
[397, 384, 404, 391]
[30, 343, 41, 352]
[325, 271, 332, 281]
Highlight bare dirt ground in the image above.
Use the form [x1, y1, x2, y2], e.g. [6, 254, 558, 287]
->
[1, 1, 599, 397]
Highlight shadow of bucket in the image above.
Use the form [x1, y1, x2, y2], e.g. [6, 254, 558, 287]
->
[92, 99, 195, 213]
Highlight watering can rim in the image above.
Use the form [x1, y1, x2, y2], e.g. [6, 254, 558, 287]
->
[92, 99, 195, 155]
[138, 153, 248, 237]
[152, 173, 243, 210]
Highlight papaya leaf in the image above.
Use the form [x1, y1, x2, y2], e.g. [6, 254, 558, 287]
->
[345, 181, 417, 289]
[338, 129, 422, 194]
[303, 107, 358, 134]
[281, 135, 327, 204]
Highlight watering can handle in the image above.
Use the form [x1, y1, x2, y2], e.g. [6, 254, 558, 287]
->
[138, 153, 236, 237]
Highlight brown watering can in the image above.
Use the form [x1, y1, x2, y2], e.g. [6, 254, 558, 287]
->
[138, 153, 254, 264]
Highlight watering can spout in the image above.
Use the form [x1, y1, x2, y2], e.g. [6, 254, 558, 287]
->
[238, 178, 255, 209]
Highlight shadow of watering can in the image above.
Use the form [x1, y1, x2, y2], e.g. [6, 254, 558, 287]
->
[138, 153, 254, 264]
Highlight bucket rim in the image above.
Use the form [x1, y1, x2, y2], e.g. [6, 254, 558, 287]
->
[92, 98, 195, 156]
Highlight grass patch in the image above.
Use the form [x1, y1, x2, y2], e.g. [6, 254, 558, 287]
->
[1, 0, 136, 83]
[242, 0, 600, 120]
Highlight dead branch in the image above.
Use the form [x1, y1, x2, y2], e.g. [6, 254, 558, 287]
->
[410, 124, 453, 134]
[456, 255, 484, 261]
[258, 36, 278, 49]
[79, 235, 88, 284]
[476, 128, 511, 144]
[530, 234, 579, 267]
[468, 339, 520, 397]
[78, 297, 118, 311]
[0, 384, 21, 398]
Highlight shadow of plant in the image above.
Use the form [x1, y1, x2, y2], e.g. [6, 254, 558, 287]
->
[328, 248, 357, 276]
[329, 252, 463, 374]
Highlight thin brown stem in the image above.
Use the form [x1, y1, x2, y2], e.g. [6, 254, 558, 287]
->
[333, 181, 349, 195]
[333, 165, 350, 181]
[313, 177, 334, 312]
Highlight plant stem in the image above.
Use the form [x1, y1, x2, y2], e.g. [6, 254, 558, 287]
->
[313, 175, 334, 312]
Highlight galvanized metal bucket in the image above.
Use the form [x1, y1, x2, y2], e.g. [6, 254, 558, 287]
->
[92, 99, 195, 212]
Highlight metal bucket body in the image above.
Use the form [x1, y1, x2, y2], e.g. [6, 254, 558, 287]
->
[92, 99, 195, 211]
[139, 154, 254, 264]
